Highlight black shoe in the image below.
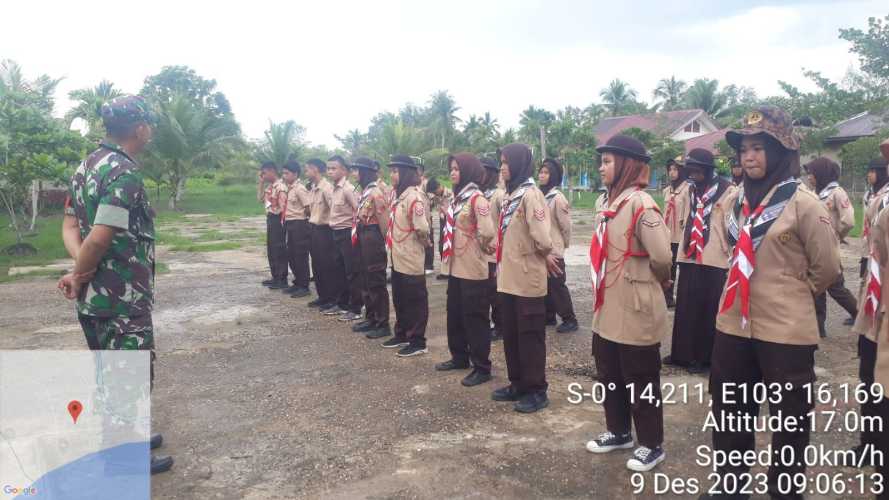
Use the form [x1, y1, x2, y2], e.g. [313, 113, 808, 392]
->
[585, 431, 634, 453]
[435, 359, 470, 371]
[151, 455, 174, 475]
[352, 320, 374, 332]
[396, 345, 428, 357]
[290, 288, 310, 298]
[491, 385, 522, 402]
[261, 279, 275, 286]
[844, 316, 856, 326]
[462, 370, 492, 387]
[556, 320, 578, 333]
[436, 274, 448, 280]
[150, 433, 163, 450]
[545, 318, 557, 327]
[282, 285, 300, 294]
[514, 391, 549, 413]
[307, 299, 322, 308]
[627, 445, 666, 472]
[365, 326, 391, 339]
[268, 279, 289, 289]
[381, 337, 409, 348]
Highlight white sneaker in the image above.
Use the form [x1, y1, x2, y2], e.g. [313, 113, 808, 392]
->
[585, 431, 634, 453]
[626, 446, 665, 472]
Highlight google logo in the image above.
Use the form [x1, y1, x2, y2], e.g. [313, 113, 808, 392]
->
[3, 485, 38, 496]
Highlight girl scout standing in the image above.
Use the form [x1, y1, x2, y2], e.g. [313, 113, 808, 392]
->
[710, 107, 840, 497]
[872, 137, 889, 497]
[539, 158, 578, 333]
[661, 155, 689, 308]
[665, 149, 734, 373]
[435, 153, 496, 387]
[384, 155, 431, 357]
[491, 143, 553, 414]
[859, 158, 889, 299]
[805, 157, 858, 336]
[584, 135, 671, 473]
[481, 156, 505, 341]
[349, 157, 391, 340]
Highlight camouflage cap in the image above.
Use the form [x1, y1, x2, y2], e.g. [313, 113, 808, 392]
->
[726, 106, 799, 152]
[101, 95, 156, 129]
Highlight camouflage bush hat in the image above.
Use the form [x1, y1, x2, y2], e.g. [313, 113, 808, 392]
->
[101, 95, 156, 129]
[726, 105, 799, 152]
[666, 154, 684, 168]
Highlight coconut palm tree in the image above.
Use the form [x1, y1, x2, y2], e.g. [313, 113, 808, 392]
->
[652, 76, 687, 110]
[335, 129, 367, 157]
[684, 78, 729, 118]
[65, 80, 122, 139]
[258, 120, 305, 166]
[519, 105, 555, 158]
[427, 90, 461, 149]
[599, 79, 639, 116]
[0, 59, 62, 112]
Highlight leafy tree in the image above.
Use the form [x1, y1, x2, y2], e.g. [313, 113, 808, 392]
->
[369, 118, 447, 178]
[600, 79, 639, 116]
[335, 129, 368, 157]
[839, 15, 889, 81]
[653, 76, 687, 110]
[839, 129, 889, 181]
[684, 78, 729, 118]
[64, 80, 122, 141]
[518, 105, 555, 160]
[427, 90, 461, 150]
[257, 120, 305, 166]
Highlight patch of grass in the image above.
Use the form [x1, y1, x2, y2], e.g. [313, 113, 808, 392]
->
[168, 241, 242, 252]
[148, 178, 264, 219]
[156, 261, 170, 274]
[0, 214, 69, 280]
[0, 267, 67, 284]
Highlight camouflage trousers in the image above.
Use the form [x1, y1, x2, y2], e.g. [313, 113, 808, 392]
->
[77, 313, 155, 386]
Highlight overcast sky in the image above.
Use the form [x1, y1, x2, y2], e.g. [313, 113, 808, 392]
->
[3, 0, 886, 147]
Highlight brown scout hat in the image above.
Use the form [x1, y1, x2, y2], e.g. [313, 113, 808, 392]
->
[726, 106, 799, 152]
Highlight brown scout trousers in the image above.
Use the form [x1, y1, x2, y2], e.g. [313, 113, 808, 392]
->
[813, 270, 857, 337]
[446, 277, 492, 373]
[710, 331, 816, 500]
[391, 270, 428, 348]
[592, 333, 664, 448]
[545, 258, 576, 324]
[309, 224, 337, 305]
[499, 293, 547, 394]
[332, 228, 360, 314]
[266, 213, 288, 280]
[358, 225, 389, 327]
[284, 219, 310, 289]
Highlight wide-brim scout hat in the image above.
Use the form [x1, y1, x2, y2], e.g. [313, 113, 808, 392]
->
[685, 148, 716, 170]
[388, 154, 418, 169]
[596, 135, 652, 163]
[726, 106, 799, 152]
[480, 155, 499, 171]
[350, 156, 378, 171]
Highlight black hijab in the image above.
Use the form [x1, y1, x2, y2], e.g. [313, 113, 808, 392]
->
[740, 134, 799, 209]
[500, 143, 534, 193]
[395, 166, 421, 197]
[540, 158, 563, 194]
[449, 153, 485, 193]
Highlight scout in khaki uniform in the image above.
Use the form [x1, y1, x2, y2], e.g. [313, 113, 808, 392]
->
[859, 159, 889, 296]
[539, 158, 578, 333]
[584, 135, 671, 473]
[258, 161, 289, 289]
[427, 178, 454, 279]
[661, 155, 689, 308]
[710, 107, 840, 498]
[481, 156, 505, 341]
[872, 137, 889, 495]
[305, 159, 338, 310]
[665, 149, 735, 373]
[326, 155, 361, 319]
[434, 153, 496, 386]
[348, 157, 392, 340]
[383, 155, 431, 357]
[281, 160, 312, 298]
[806, 157, 857, 336]
[490, 143, 553, 414]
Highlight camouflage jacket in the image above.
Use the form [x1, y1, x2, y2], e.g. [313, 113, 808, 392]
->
[66, 142, 155, 318]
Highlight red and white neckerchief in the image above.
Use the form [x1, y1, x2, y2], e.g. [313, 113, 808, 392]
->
[817, 181, 840, 201]
[442, 183, 479, 263]
[496, 179, 535, 264]
[686, 182, 719, 263]
[385, 190, 397, 249]
[720, 201, 763, 328]
[863, 192, 889, 323]
[589, 188, 642, 311]
[351, 181, 378, 246]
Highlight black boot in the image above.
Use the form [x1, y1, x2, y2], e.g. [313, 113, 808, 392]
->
[151, 455, 174, 475]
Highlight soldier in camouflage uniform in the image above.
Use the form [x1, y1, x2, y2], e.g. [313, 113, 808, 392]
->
[58, 95, 173, 475]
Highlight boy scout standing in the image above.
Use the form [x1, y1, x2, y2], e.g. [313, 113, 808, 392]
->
[281, 160, 311, 298]
[57, 95, 172, 474]
[258, 161, 289, 289]
[349, 157, 392, 340]
[661, 155, 689, 308]
[805, 157, 858, 335]
[305, 159, 338, 310]
[384, 155, 432, 357]
[327, 155, 361, 319]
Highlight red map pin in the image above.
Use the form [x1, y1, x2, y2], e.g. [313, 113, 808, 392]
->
[68, 400, 83, 424]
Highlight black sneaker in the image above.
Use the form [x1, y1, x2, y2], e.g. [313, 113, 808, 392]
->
[435, 359, 470, 371]
[307, 299, 324, 308]
[461, 370, 492, 387]
[491, 385, 522, 402]
[514, 391, 549, 413]
[585, 431, 634, 453]
[381, 337, 409, 349]
[290, 288, 311, 298]
[545, 318, 557, 327]
[352, 320, 374, 332]
[261, 279, 275, 286]
[338, 311, 363, 322]
[626, 446, 665, 472]
[150, 433, 163, 450]
[396, 345, 428, 357]
[321, 305, 343, 315]
[268, 279, 289, 289]
[436, 274, 448, 280]
[365, 326, 391, 339]
[151, 455, 174, 475]
[556, 320, 579, 333]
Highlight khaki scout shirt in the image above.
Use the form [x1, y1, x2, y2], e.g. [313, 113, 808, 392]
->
[308, 178, 334, 226]
[284, 181, 311, 221]
[442, 187, 496, 281]
[873, 204, 889, 396]
[485, 187, 506, 264]
[676, 184, 737, 269]
[591, 188, 672, 346]
[390, 185, 430, 275]
[545, 189, 571, 259]
[819, 184, 855, 240]
[496, 185, 552, 298]
[264, 179, 288, 215]
[852, 185, 889, 341]
[329, 177, 357, 230]
[356, 183, 389, 235]
[662, 181, 691, 244]
[716, 184, 841, 346]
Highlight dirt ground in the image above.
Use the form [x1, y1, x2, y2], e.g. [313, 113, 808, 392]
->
[0, 211, 874, 499]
